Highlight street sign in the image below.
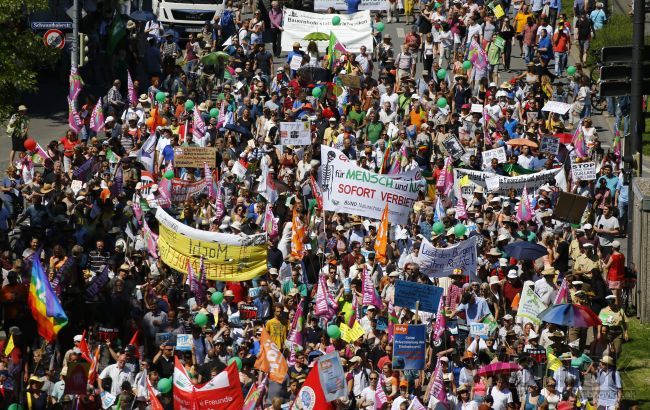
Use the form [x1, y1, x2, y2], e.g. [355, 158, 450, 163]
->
[601, 45, 650, 64]
[31, 21, 72, 30]
[66, 5, 87, 20]
[43, 29, 65, 49]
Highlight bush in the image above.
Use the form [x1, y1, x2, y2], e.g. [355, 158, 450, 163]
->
[587, 14, 633, 66]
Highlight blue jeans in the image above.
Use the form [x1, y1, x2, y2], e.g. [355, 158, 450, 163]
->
[554, 51, 567, 76]
[607, 96, 617, 116]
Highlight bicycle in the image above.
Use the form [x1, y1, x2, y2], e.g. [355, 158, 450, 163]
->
[587, 50, 608, 112]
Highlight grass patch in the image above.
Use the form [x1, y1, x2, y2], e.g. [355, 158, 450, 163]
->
[586, 14, 633, 66]
[618, 318, 650, 405]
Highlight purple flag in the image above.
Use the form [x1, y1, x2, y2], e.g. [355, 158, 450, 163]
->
[69, 67, 83, 102]
[127, 70, 137, 108]
[433, 295, 446, 340]
[516, 185, 533, 223]
[72, 157, 97, 182]
[67, 96, 82, 133]
[287, 299, 304, 347]
[89, 98, 105, 133]
[362, 266, 382, 308]
[142, 219, 158, 258]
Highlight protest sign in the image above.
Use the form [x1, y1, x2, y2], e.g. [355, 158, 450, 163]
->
[392, 324, 426, 370]
[542, 101, 572, 115]
[469, 322, 491, 339]
[155, 207, 268, 281]
[339, 74, 362, 88]
[281, 9, 373, 52]
[170, 178, 208, 204]
[317, 352, 348, 402]
[571, 161, 597, 181]
[442, 136, 465, 160]
[394, 280, 443, 313]
[248, 287, 261, 298]
[176, 334, 193, 351]
[320, 145, 422, 225]
[471, 104, 484, 113]
[280, 121, 311, 146]
[231, 160, 248, 180]
[156, 332, 173, 346]
[173, 147, 217, 168]
[516, 286, 547, 325]
[540, 135, 560, 154]
[98, 327, 120, 342]
[376, 317, 387, 331]
[340, 322, 365, 343]
[481, 146, 507, 166]
[289, 55, 303, 71]
[418, 236, 478, 279]
[454, 168, 567, 199]
[494, 35, 505, 49]
[239, 303, 258, 320]
[64, 363, 89, 395]
[315, 0, 389, 11]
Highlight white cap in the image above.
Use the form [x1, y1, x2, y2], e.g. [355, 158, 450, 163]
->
[507, 269, 519, 279]
[612, 240, 621, 249]
[503, 314, 513, 320]
[73, 335, 83, 342]
[583, 223, 593, 230]
[104, 116, 115, 124]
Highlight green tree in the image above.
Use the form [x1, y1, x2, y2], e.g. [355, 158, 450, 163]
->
[0, 0, 60, 120]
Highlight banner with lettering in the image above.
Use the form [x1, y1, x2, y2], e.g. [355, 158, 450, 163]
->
[155, 208, 267, 281]
[315, 0, 389, 10]
[418, 236, 478, 279]
[320, 145, 422, 225]
[516, 286, 547, 325]
[453, 167, 567, 199]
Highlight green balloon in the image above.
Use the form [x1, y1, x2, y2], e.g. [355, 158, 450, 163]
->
[454, 223, 467, 237]
[211, 291, 224, 305]
[332, 16, 341, 25]
[433, 221, 445, 235]
[209, 108, 219, 118]
[312, 87, 322, 98]
[376, 22, 385, 32]
[163, 170, 174, 180]
[437, 68, 447, 80]
[567, 66, 577, 75]
[157, 378, 172, 394]
[437, 97, 448, 108]
[8, 405, 24, 410]
[185, 99, 195, 111]
[327, 324, 341, 339]
[155, 91, 166, 103]
[194, 313, 208, 327]
[228, 356, 243, 371]
[463, 60, 472, 70]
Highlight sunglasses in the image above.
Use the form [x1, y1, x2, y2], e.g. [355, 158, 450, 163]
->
[370, 377, 378, 381]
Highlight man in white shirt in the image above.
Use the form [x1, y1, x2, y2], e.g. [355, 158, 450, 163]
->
[358, 371, 380, 410]
[380, 88, 399, 112]
[535, 268, 558, 305]
[98, 354, 135, 396]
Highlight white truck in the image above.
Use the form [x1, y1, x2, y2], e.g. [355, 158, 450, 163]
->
[152, 0, 224, 35]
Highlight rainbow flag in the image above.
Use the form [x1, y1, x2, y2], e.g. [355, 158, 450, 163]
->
[28, 257, 68, 342]
[328, 31, 347, 70]
[572, 122, 587, 158]
[224, 65, 236, 81]
[468, 39, 488, 70]
[69, 66, 84, 102]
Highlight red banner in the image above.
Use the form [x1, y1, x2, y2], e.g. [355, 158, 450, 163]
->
[173, 357, 244, 410]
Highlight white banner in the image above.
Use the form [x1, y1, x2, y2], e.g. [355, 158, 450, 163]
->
[418, 236, 478, 279]
[571, 161, 597, 181]
[542, 101, 572, 115]
[481, 147, 507, 166]
[314, 0, 389, 11]
[319, 145, 422, 224]
[281, 9, 373, 52]
[280, 121, 311, 146]
[516, 286, 547, 325]
[454, 168, 567, 199]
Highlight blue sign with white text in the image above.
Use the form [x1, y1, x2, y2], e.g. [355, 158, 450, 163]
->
[392, 324, 426, 370]
[394, 280, 443, 313]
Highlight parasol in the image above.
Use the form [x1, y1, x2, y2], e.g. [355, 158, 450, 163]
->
[303, 32, 330, 41]
[504, 241, 548, 260]
[506, 138, 538, 148]
[201, 51, 230, 66]
[130, 10, 156, 21]
[477, 362, 521, 377]
[538, 303, 602, 328]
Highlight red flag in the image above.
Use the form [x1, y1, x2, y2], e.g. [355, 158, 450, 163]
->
[374, 203, 389, 264]
[147, 377, 164, 410]
[290, 207, 305, 260]
[128, 330, 140, 358]
[291, 364, 335, 410]
[88, 346, 101, 385]
[78, 330, 92, 363]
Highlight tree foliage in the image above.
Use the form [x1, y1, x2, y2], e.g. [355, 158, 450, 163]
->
[0, 0, 61, 120]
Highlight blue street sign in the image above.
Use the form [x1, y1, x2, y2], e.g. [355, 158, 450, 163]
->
[31, 21, 73, 31]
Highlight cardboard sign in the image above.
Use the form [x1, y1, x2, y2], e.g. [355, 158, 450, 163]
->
[571, 161, 597, 181]
[173, 147, 217, 168]
[482, 146, 507, 166]
[340, 321, 365, 343]
[552, 191, 590, 224]
[469, 322, 492, 339]
[442, 136, 465, 160]
[280, 121, 312, 146]
[239, 303, 258, 320]
[542, 101, 572, 115]
[540, 135, 560, 155]
[339, 74, 362, 89]
[394, 280, 444, 313]
[494, 35, 505, 49]
[176, 334, 193, 351]
[392, 324, 426, 370]
[155, 332, 173, 346]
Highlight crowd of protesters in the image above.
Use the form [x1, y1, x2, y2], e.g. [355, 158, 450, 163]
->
[0, 0, 636, 408]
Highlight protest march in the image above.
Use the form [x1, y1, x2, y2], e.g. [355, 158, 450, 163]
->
[0, 0, 637, 408]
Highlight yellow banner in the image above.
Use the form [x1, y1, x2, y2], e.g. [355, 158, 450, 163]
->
[157, 222, 268, 282]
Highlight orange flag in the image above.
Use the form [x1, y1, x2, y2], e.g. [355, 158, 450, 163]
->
[254, 328, 289, 383]
[511, 292, 521, 310]
[290, 207, 305, 260]
[374, 204, 389, 264]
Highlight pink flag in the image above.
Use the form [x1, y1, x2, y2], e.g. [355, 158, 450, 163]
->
[264, 204, 279, 238]
[89, 98, 106, 133]
[314, 274, 337, 319]
[69, 67, 83, 102]
[433, 295, 446, 340]
[193, 109, 207, 143]
[455, 195, 468, 220]
[362, 266, 382, 308]
[157, 165, 173, 208]
[214, 181, 226, 223]
[132, 196, 143, 222]
[387, 300, 398, 343]
[572, 122, 587, 158]
[67, 96, 81, 133]
[516, 185, 533, 223]
[287, 299, 304, 346]
[436, 157, 453, 194]
[142, 218, 158, 258]
[187, 259, 199, 300]
[554, 278, 569, 304]
[196, 257, 207, 306]
[410, 397, 426, 410]
[205, 163, 216, 200]
[427, 358, 448, 407]
[127, 70, 137, 107]
[613, 124, 622, 162]
[374, 384, 388, 410]
[217, 101, 227, 128]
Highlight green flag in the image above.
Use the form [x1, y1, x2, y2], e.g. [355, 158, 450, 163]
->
[107, 15, 127, 55]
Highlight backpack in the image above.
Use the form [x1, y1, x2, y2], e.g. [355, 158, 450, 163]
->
[221, 9, 234, 28]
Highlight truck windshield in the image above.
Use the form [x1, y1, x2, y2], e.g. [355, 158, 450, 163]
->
[164, 0, 221, 4]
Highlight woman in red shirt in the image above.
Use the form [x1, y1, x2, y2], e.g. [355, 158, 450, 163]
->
[59, 130, 81, 173]
[604, 240, 625, 305]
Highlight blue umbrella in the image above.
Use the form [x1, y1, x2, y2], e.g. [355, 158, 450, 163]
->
[538, 303, 602, 328]
[224, 123, 253, 138]
[504, 241, 547, 260]
[130, 10, 156, 21]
